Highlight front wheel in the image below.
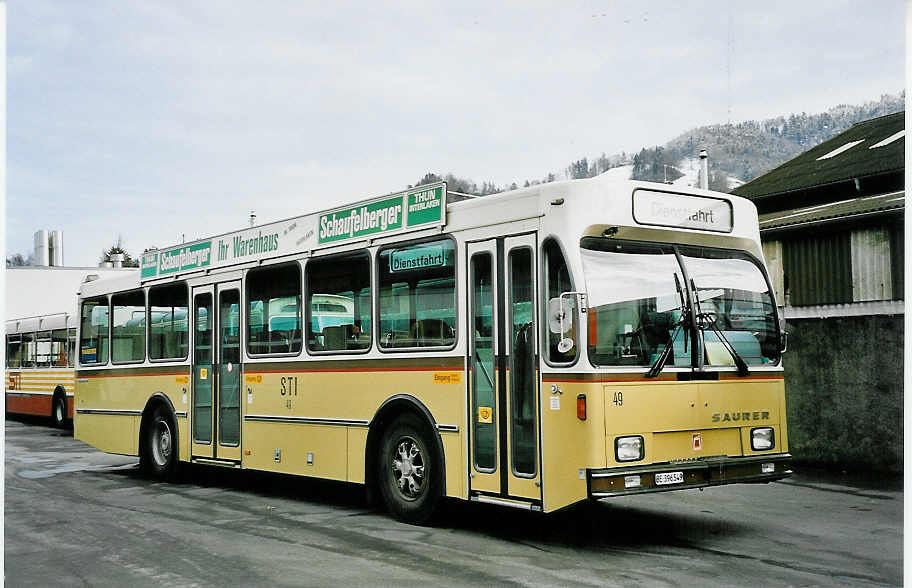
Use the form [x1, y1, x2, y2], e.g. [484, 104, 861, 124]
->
[378, 413, 442, 525]
[139, 405, 178, 479]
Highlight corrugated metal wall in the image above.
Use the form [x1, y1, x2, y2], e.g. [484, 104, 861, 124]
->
[761, 240, 785, 305]
[783, 232, 853, 305]
[890, 223, 904, 298]
[850, 227, 893, 301]
[778, 222, 903, 307]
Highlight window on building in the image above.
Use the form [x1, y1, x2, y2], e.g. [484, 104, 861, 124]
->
[247, 263, 303, 356]
[306, 253, 371, 352]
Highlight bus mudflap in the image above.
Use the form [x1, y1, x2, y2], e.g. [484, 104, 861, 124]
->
[588, 453, 792, 498]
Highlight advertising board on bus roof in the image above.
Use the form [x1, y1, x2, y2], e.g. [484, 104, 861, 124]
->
[140, 182, 446, 281]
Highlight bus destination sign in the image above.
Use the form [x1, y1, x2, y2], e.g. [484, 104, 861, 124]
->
[632, 189, 733, 233]
[389, 244, 446, 272]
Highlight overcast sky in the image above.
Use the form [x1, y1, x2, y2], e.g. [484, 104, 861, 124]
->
[6, 1, 905, 267]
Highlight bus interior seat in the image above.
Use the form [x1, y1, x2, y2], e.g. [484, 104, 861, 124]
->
[410, 319, 454, 347]
[269, 330, 290, 353]
[322, 324, 362, 351]
[322, 325, 348, 351]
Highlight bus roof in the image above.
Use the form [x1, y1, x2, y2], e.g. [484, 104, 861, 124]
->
[82, 175, 760, 295]
[6, 312, 77, 335]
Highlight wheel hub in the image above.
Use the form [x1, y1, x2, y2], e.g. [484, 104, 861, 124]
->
[152, 420, 172, 466]
[392, 437, 425, 500]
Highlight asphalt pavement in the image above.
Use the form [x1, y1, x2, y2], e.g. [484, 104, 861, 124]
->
[4, 417, 903, 587]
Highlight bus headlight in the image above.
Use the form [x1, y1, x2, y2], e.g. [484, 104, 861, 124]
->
[751, 427, 775, 451]
[615, 435, 644, 462]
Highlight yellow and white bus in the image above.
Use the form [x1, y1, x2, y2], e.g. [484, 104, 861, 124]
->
[74, 176, 790, 523]
[6, 313, 77, 427]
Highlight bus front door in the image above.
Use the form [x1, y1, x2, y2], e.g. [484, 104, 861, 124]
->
[191, 281, 243, 463]
[467, 235, 541, 504]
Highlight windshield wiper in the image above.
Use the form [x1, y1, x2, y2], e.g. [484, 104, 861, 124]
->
[688, 276, 749, 376]
[646, 274, 688, 378]
[646, 319, 684, 378]
[695, 310, 750, 377]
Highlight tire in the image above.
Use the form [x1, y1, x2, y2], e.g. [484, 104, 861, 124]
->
[139, 404, 178, 479]
[377, 413, 443, 525]
[52, 394, 67, 428]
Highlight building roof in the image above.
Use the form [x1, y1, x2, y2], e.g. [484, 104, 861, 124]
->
[758, 191, 904, 232]
[733, 111, 904, 201]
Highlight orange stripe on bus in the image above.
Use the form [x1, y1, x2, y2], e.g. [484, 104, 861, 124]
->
[540, 373, 784, 383]
[246, 366, 466, 375]
[79, 372, 188, 379]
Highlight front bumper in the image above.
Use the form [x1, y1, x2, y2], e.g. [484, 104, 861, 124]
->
[588, 453, 792, 498]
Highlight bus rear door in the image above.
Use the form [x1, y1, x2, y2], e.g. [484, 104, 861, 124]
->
[191, 281, 243, 463]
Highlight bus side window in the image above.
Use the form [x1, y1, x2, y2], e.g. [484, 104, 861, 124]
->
[52, 329, 69, 367]
[7, 335, 22, 368]
[112, 290, 146, 363]
[36, 331, 52, 368]
[149, 283, 189, 361]
[67, 328, 76, 367]
[378, 238, 456, 349]
[247, 263, 302, 356]
[543, 238, 577, 364]
[306, 253, 371, 353]
[80, 296, 109, 365]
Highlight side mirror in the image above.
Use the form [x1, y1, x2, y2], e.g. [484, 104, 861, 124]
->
[548, 292, 587, 353]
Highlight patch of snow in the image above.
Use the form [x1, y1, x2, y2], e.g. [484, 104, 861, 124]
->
[671, 157, 701, 187]
[670, 157, 743, 191]
[598, 164, 633, 180]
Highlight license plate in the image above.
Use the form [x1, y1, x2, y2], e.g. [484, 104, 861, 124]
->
[655, 471, 684, 486]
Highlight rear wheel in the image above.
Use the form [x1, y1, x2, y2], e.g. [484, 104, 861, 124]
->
[140, 405, 178, 479]
[52, 394, 67, 428]
[378, 413, 442, 525]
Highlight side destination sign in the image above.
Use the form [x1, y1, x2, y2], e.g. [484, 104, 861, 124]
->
[632, 189, 733, 233]
[389, 244, 445, 272]
[318, 183, 445, 244]
[141, 181, 446, 280]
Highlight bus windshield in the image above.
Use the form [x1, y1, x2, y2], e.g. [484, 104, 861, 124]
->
[581, 238, 780, 368]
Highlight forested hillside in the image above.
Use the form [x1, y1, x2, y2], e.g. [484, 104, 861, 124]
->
[410, 92, 904, 195]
